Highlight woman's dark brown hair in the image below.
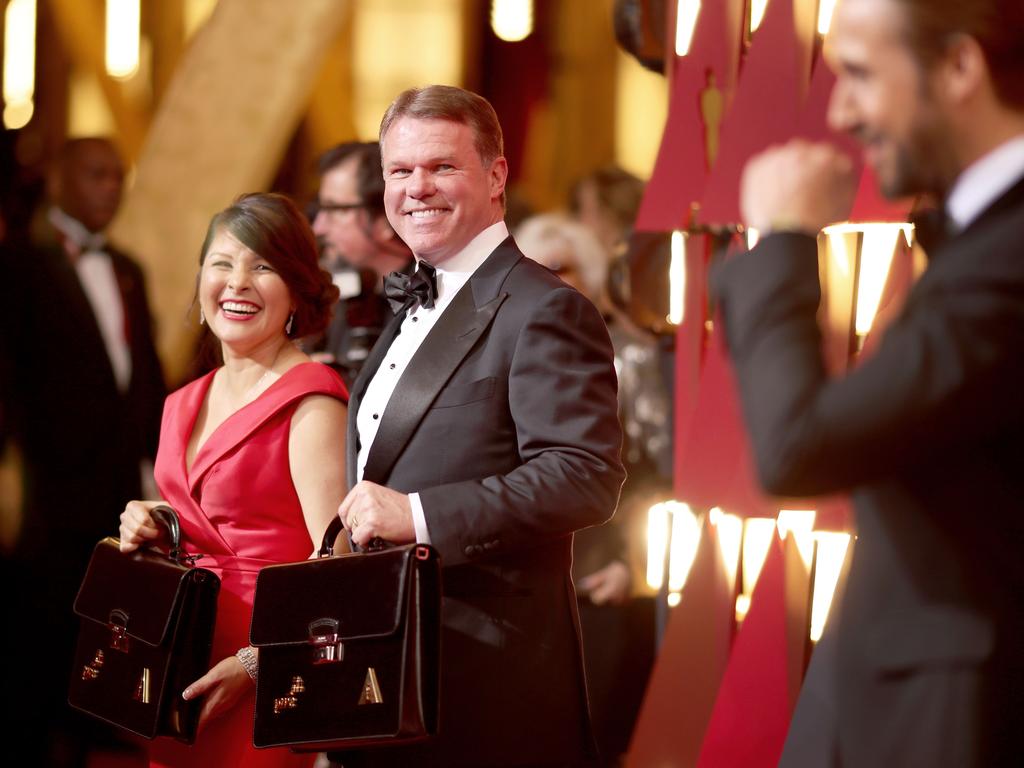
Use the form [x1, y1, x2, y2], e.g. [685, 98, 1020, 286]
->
[199, 192, 339, 338]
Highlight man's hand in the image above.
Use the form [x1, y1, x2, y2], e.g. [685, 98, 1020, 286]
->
[741, 140, 857, 236]
[337, 481, 415, 548]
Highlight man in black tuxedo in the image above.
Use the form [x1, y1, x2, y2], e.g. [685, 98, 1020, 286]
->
[311, 142, 414, 386]
[333, 86, 624, 767]
[713, 1, 1024, 765]
[0, 137, 165, 765]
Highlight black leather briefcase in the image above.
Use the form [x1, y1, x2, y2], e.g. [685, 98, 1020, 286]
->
[250, 518, 441, 751]
[68, 506, 219, 742]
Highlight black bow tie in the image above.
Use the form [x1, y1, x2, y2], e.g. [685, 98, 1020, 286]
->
[384, 262, 438, 315]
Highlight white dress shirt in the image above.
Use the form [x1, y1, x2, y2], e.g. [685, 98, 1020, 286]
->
[356, 220, 510, 543]
[48, 207, 132, 393]
[947, 133, 1024, 231]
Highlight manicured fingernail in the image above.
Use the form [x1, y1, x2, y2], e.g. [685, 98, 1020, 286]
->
[182, 688, 192, 700]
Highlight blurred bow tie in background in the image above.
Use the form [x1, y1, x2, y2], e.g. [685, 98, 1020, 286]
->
[385, 262, 438, 314]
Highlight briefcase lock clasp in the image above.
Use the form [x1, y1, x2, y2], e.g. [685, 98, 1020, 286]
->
[309, 618, 344, 664]
[108, 610, 131, 652]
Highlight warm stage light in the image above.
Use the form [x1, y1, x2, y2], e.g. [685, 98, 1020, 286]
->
[824, 222, 913, 337]
[491, 0, 533, 43]
[675, 0, 701, 57]
[749, 0, 768, 33]
[741, 518, 776, 597]
[646, 503, 670, 590]
[668, 503, 701, 592]
[106, 0, 141, 80]
[668, 230, 686, 325]
[736, 517, 776, 621]
[818, 0, 839, 35]
[709, 507, 742, 594]
[777, 509, 816, 568]
[810, 532, 851, 641]
[646, 501, 701, 593]
[3, 0, 36, 130]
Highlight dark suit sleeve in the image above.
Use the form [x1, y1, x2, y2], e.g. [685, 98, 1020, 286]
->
[418, 286, 625, 566]
[714, 231, 1024, 497]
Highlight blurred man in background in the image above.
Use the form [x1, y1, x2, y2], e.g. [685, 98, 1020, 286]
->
[0, 136, 165, 766]
[311, 142, 413, 385]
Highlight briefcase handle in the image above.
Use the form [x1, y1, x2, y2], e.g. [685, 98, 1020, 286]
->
[150, 504, 187, 563]
[318, 517, 385, 558]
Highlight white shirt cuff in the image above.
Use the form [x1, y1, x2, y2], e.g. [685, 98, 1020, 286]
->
[409, 492, 431, 544]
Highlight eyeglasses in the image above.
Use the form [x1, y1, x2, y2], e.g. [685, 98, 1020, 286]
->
[315, 201, 366, 214]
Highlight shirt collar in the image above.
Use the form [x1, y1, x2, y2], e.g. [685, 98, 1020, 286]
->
[946, 133, 1024, 231]
[418, 220, 509, 277]
[47, 206, 108, 252]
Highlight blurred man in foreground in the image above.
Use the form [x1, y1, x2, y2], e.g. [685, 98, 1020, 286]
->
[714, 1, 1024, 765]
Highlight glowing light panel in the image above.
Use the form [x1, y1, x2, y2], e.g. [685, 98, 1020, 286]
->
[667, 503, 701, 592]
[668, 230, 686, 325]
[106, 0, 141, 80]
[675, 0, 701, 57]
[3, 0, 37, 130]
[646, 503, 670, 590]
[710, 507, 742, 593]
[491, 0, 533, 43]
[818, 0, 839, 35]
[750, 0, 768, 33]
[778, 509, 816, 568]
[810, 532, 851, 641]
[825, 222, 912, 336]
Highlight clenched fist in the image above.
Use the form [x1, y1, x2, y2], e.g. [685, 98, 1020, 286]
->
[741, 140, 857, 236]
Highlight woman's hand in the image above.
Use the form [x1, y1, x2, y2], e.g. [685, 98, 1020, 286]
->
[182, 655, 254, 731]
[577, 560, 632, 606]
[118, 500, 169, 553]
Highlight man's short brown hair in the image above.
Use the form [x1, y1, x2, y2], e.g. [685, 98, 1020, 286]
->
[895, 0, 1024, 109]
[379, 85, 504, 167]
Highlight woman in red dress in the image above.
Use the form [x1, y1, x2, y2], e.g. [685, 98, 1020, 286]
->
[119, 193, 348, 767]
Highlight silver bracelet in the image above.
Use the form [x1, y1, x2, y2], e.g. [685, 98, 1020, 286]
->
[236, 645, 258, 681]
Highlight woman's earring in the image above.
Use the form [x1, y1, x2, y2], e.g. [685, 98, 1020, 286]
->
[199, 308, 206, 326]
[285, 312, 294, 336]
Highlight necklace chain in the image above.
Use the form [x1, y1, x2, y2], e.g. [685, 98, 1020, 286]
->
[241, 345, 288, 402]
[244, 369, 274, 401]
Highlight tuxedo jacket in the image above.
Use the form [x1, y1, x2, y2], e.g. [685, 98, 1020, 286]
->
[1, 231, 166, 556]
[342, 238, 625, 767]
[714, 177, 1024, 766]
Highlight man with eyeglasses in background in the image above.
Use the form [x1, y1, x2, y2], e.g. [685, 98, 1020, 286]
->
[311, 141, 413, 385]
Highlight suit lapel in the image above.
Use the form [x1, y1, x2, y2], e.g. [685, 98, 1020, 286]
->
[361, 287, 506, 483]
[359, 240, 521, 485]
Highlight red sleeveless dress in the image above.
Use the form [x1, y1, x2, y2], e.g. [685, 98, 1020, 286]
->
[148, 362, 348, 768]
